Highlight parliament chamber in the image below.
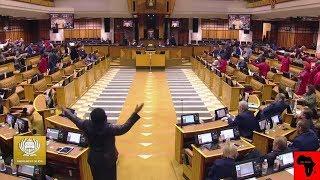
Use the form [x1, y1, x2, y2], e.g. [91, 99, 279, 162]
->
[1, 0, 320, 180]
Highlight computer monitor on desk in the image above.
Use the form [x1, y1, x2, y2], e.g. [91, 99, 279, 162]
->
[180, 113, 200, 126]
[276, 151, 294, 170]
[235, 159, 262, 180]
[220, 127, 240, 140]
[214, 107, 229, 120]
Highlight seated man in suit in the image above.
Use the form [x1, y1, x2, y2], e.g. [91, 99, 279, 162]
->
[228, 101, 259, 139]
[207, 143, 237, 180]
[265, 136, 289, 166]
[260, 93, 290, 120]
[298, 107, 318, 136]
[289, 120, 319, 151]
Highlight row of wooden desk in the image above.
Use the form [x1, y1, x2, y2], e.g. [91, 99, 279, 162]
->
[83, 45, 212, 59]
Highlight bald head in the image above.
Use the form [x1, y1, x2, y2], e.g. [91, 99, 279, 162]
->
[238, 101, 248, 113]
[275, 93, 286, 102]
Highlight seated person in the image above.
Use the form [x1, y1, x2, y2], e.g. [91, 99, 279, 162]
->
[228, 101, 259, 139]
[260, 93, 289, 120]
[265, 136, 289, 166]
[207, 143, 237, 180]
[289, 120, 319, 151]
[237, 56, 248, 72]
[298, 107, 317, 136]
[297, 85, 317, 118]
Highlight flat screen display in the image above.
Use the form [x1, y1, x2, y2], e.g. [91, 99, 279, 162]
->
[277, 152, 294, 166]
[171, 21, 180, 28]
[182, 114, 195, 124]
[236, 162, 255, 178]
[6, 114, 15, 126]
[229, 14, 251, 30]
[46, 128, 59, 140]
[67, 132, 81, 144]
[220, 129, 234, 139]
[197, 133, 213, 145]
[123, 20, 133, 27]
[271, 115, 280, 125]
[50, 13, 74, 29]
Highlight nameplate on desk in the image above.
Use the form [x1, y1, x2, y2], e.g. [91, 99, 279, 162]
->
[13, 136, 46, 165]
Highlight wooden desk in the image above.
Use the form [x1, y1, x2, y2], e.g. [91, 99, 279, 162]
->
[0, 173, 22, 180]
[0, 62, 15, 74]
[135, 54, 166, 67]
[221, 81, 244, 111]
[0, 124, 32, 156]
[109, 46, 121, 59]
[46, 141, 92, 180]
[120, 49, 132, 60]
[175, 121, 228, 164]
[203, 67, 212, 88]
[234, 71, 252, 84]
[211, 72, 222, 98]
[93, 61, 103, 82]
[190, 139, 255, 180]
[54, 81, 76, 108]
[74, 70, 88, 98]
[33, 94, 56, 129]
[257, 169, 293, 180]
[266, 71, 282, 84]
[250, 79, 276, 102]
[252, 123, 296, 155]
[85, 66, 95, 88]
[46, 115, 79, 131]
[193, 46, 211, 56]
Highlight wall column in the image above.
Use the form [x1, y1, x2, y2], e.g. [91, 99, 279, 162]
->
[189, 18, 202, 44]
[316, 21, 320, 57]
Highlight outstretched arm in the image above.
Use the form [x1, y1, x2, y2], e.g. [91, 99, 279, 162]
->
[62, 107, 85, 130]
[108, 103, 144, 136]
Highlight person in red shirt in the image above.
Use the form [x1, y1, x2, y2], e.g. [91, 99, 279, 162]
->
[278, 53, 290, 73]
[295, 61, 311, 95]
[218, 57, 228, 73]
[38, 54, 48, 74]
[252, 57, 270, 77]
[309, 61, 320, 84]
[313, 71, 320, 87]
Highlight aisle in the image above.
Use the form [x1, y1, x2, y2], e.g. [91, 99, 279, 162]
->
[116, 70, 181, 180]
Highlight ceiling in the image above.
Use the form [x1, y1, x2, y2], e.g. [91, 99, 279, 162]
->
[0, 0, 320, 20]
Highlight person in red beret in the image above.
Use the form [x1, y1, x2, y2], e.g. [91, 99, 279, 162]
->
[295, 62, 311, 95]
[278, 53, 291, 73]
[252, 56, 270, 77]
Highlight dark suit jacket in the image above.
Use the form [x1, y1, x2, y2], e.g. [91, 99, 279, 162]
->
[290, 130, 319, 151]
[207, 157, 236, 180]
[65, 111, 140, 162]
[228, 110, 259, 139]
[265, 149, 290, 166]
[261, 101, 289, 119]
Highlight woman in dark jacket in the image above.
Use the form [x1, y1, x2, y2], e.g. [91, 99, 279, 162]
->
[62, 103, 144, 180]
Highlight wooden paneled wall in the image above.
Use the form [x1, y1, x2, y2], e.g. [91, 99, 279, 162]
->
[114, 18, 135, 43]
[15, 0, 54, 6]
[201, 19, 239, 40]
[0, 18, 50, 43]
[251, 20, 263, 41]
[275, 21, 318, 48]
[64, 19, 102, 39]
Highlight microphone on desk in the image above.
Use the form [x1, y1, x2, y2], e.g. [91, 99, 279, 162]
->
[180, 99, 184, 128]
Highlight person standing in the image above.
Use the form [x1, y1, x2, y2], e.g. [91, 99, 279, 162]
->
[62, 103, 144, 180]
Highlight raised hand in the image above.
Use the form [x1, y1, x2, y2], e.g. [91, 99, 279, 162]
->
[134, 103, 144, 114]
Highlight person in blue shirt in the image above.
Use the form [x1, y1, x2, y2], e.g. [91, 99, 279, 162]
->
[289, 120, 319, 151]
[228, 101, 259, 139]
[207, 143, 238, 180]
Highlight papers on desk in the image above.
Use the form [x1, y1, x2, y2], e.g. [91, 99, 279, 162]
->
[286, 167, 294, 175]
[248, 103, 259, 109]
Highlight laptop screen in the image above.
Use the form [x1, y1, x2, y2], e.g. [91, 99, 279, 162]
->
[271, 115, 280, 125]
[221, 129, 234, 139]
[215, 108, 228, 119]
[182, 114, 195, 124]
[259, 119, 267, 131]
[197, 133, 213, 145]
[18, 165, 35, 176]
[67, 132, 81, 144]
[277, 152, 294, 166]
[46, 128, 60, 140]
[236, 161, 255, 178]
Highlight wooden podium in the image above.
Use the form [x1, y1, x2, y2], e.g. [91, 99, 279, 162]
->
[135, 51, 165, 70]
